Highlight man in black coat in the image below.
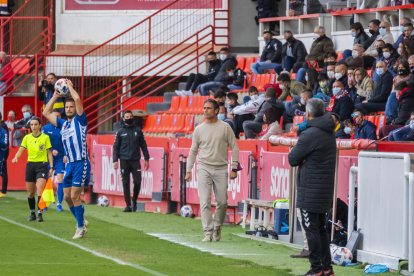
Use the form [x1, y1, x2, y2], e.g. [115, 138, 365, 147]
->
[251, 30, 282, 74]
[279, 31, 308, 74]
[288, 98, 337, 276]
[113, 110, 150, 212]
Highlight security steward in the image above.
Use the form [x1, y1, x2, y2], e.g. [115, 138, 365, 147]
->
[113, 110, 150, 212]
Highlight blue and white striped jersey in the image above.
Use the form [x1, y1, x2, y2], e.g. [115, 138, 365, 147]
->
[56, 113, 88, 162]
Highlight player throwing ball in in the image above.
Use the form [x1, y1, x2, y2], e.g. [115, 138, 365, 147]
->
[43, 79, 90, 239]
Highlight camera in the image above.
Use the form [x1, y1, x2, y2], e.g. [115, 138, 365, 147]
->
[41, 80, 48, 87]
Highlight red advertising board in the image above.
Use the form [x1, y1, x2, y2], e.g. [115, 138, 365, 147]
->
[65, 0, 220, 10]
[260, 151, 290, 201]
[337, 156, 358, 204]
[93, 144, 165, 199]
[170, 148, 251, 207]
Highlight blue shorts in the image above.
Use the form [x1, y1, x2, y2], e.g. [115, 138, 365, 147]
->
[53, 156, 65, 176]
[63, 159, 90, 188]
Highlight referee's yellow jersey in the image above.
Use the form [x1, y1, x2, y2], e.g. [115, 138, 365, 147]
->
[21, 133, 52, 162]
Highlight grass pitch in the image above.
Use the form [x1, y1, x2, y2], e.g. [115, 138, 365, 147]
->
[0, 192, 395, 276]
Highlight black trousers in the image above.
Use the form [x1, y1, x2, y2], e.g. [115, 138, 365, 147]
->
[300, 209, 332, 272]
[120, 160, 142, 207]
[355, 102, 386, 115]
[1, 150, 8, 194]
[234, 113, 256, 138]
[185, 73, 208, 92]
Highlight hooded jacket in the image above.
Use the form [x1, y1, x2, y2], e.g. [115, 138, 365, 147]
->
[288, 113, 337, 213]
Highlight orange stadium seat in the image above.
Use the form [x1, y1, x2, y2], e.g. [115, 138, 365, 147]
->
[168, 114, 186, 132]
[183, 115, 195, 133]
[236, 56, 246, 70]
[164, 96, 181, 114]
[143, 115, 159, 133]
[244, 56, 258, 74]
[177, 96, 189, 113]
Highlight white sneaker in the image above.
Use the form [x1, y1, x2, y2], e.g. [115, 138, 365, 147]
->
[72, 228, 86, 239]
[175, 90, 183, 96]
[184, 90, 193, 96]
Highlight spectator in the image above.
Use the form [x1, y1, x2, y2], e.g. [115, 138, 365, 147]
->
[376, 43, 398, 77]
[285, 89, 313, 122]
[388, 112, 414, 142]
[341, 22, 371, 61]
[308, 26, 334, 67]
[393, 18, 414, 50]
[38, 73, 65, 115]
[213, 89, 227, 105]
[328, 63, 348, 92]
[378, 21, 395, 45]
[13, 104, 34, 146]
[230, 86, 264, 138]
[0, 112, 8, 198]
[242, 87, 284, 139]
[346, 67, 358, 102]
[364, 19, 381, 51]
[325, 63, 336, 81]
[355, 60, 393, 114]
[185, 99, 239, 242]
[251, 30, 282, 74]
[364, 39, 386, 68]
[326, 81, 354, 121]
[288, 0, 324, 16]
[4, 110, 15, 130]
[345, 44, 365, 69]
[403, 36, 414, 57]
[398, 39, 410, 60]
[260, 106, 284, 140]
[385, 60, 411, 122]
[323, 52, 338, 66]
[288, 99, 337, 276]
[352, 111, 377, 140]
[277, 73, 306, 101]
[226, 65, 246, 91]
[354, 67, 374, 104]
[313, 73, 331, 104]
[177, 51, 221, 96]
[280, 30, 308, 74]
[198, 47, 237, 96]
[226, 92, 239, 115]
[296, 55, 319, 86]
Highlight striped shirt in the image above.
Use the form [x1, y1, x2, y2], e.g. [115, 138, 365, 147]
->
[56, 113, 88, 162]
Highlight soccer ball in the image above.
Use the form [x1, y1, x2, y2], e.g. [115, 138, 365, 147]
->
[330, 244, 353, 266]
[97, 195, 109, 207]
[54, 78, 69, 95]
[180, 205, 193, 217]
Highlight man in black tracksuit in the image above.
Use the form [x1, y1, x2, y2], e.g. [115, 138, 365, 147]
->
[288, 99, 337, 276]
[113, 110, 150, 212]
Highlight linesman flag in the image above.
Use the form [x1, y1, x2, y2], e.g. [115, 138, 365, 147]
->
[38, 178, 55, 210]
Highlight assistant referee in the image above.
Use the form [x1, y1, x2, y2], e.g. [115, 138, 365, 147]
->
[12, 117, 53, 222]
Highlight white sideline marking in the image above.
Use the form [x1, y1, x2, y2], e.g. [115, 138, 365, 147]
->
[0, 215, 166, 276]
[148, 233, 266, 257]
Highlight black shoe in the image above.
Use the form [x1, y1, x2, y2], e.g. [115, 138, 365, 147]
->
[123, 206, 132, 212]
[303, 270, 323, 276]
[132, 202, 137, 212]
[28, 213, 36, 221]
[37, 213, 44, 222]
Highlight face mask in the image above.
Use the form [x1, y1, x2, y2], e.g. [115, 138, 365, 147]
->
[376, 68, 384, 75]
[379, 28, 387, 36]
[217, 114, 226, 121]
[305, 75, 309, 82]
[335, 72, 343, 80]
[383, 52, 391, 59]
[352, 50, 359, 58]
[332, 87, 341, 95]
[124, 118, 134, 125]
[351, 31, 356, 38]
[327, 71, 335, 79]
[398, 48, 403, 55]
[369, 29, 376, 35]
[398, 69, 408, 76]
[23, 112, 30, 119]
[228, 72, 234, 77]
[319, 81, 327, 88]
[401, 26, 405, 33]
[344, 127, 352, 134]
[279, 84, 285, 90]
[410, 66, 414, 73]
[300, 98, 306, 105]
[219, 54, 227, 61]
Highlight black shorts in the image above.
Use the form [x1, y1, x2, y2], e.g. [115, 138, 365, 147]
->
[25, 162, 49, 182]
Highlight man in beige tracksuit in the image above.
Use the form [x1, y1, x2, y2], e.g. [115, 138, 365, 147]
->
[185, 99, 239, 242]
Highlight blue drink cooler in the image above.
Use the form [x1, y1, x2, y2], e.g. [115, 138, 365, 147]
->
[273, 201, 289, 235]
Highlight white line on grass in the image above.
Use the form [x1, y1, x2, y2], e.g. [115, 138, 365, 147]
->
[0, 215, 166, 276]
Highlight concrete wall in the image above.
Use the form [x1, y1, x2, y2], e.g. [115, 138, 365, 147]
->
[230, 0, 259, 52]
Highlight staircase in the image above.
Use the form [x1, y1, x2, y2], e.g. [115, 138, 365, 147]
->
[36, 0, 229, 133]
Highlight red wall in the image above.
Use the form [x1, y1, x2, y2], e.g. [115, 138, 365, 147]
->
[3, 96, 42, 118]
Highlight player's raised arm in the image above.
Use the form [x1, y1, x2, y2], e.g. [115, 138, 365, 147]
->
[42, 91, 60, 126]
[66, 79, 83, 116]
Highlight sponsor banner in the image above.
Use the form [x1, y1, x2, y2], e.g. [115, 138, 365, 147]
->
[260, 151, 290, 201]
[65, 0, 220, 11]
[337, 156, 358, 204]
[170, 148, 251, 207]
[93, 144, 164, 199]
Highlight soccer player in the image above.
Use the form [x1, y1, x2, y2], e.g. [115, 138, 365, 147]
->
[12, 117, 54, 222]
[42, 109, 66, 212]
[43, 79, 90, 239]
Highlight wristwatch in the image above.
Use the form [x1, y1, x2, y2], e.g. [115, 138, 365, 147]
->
[231, 168, 238, 173]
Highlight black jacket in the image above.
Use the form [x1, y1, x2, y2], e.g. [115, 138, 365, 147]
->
[281, 38, 308, 64]
[206, 60, 222, 81]
[354, 32, 370, 49]
[231, 68, 247, 87]
[113, 123, 150, 161]
[309, 35, 334, 63]
[260, 38, 283, 63]
[393, 87, 414, 125]
[288, 113, 337, 213]
[254, 98, 284, 123]
[363, 31, 379, 50]
[369, 71, 393, 103]
[332, 95, 354, 121]
[214, 56, 238, 83]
